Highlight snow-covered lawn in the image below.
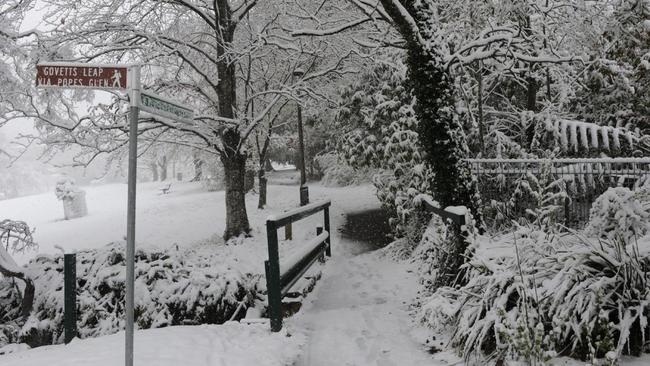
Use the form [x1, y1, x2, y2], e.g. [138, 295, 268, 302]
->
[0, 179, 338, 265]
[0, 323, 306, 366]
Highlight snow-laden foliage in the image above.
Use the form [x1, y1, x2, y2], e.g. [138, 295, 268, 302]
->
[0, 242, 261, 348]
[54, 178, 80, 201]
[411, 200, 480, 290]
[478, 160, 569, 231]
[586, 186, 650, 242]
[335, 51, 430, 234]
[313, 153, 372, 187]
[0, 220, 36, 255]
[417, 189, 650, 363]
[570, 0, 650, 133]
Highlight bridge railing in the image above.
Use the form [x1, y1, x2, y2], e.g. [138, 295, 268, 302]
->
[417, 194, 468, 248]
[264, 199, 331, 332]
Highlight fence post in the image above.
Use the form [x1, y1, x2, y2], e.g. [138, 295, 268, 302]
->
[316, 226, 325, 262]
[265, 221, 283, 332]
[324, 206, 331, 257]
[284, 223, 292, 241]
[64, 253, 77, 344]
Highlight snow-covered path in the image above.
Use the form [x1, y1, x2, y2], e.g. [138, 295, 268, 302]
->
[290, 189, 455, 366]
[293, 254, 440, 366]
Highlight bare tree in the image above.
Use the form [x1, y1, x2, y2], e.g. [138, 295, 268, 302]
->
[5, 0, 360, 239]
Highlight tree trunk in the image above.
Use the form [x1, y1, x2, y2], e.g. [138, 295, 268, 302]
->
[192, 154, 203, 182]
[258, 169, 267, 209]
[525, 75, 539, 146]
[257, 132, 272, 209]
[159, 155, 168, 181]
[476, 64, 486, 155]
[150, 162, 159, 182]
[221, 147, 251, 239]
[264, 157, 274, 172]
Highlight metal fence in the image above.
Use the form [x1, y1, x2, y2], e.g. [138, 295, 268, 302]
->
[467, 158, 650, 229]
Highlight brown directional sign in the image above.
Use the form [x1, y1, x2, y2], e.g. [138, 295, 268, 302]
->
[36, 63, 128, 90]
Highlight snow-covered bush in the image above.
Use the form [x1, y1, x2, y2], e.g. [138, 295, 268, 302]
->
[0, 220, 37, 349]
[54, 178, 88, 219]
[335, 51, 431, 235]
[413, 202, 479, 291]
[54, 178, 79, 201]
[586, 186, 650, 242]
[313, 153, 372, 187]
[0, 242, 261, 348]
[418, 221, 650, 363]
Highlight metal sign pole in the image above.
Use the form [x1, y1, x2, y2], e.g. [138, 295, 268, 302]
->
[125, 65, 140, 366]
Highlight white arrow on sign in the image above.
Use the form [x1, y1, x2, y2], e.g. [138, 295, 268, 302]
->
[139, 90, 194, 123]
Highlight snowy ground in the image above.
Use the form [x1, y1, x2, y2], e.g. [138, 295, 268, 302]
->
[0, 323, 306, 366]
[0, 177, 327, 264]
[3, 178, 650, 365]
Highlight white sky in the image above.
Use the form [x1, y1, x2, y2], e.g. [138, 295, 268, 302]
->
[2, 1, 119, 180]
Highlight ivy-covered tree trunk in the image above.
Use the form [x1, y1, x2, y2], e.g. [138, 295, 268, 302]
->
[379, 0, 481, 287]
[379, 0, 480, 215]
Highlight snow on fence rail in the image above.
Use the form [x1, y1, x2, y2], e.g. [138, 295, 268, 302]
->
[264, 200, 331, 332]
[416, 194, 466, 227]
[466, 158, 650, 228]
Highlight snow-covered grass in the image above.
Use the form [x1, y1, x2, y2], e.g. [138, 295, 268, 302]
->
[0, 181, 398, 365]
[0, 180, 380, 345]
[0, 180, 337, 265]
[0, 323, 306, 366]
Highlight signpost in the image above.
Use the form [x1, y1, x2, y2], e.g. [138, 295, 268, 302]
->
[140, 90, 194, 122]
[36, 63, 193, 366]
[36, 63, 128, 90]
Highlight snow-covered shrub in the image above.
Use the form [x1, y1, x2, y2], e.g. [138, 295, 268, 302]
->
[0, 242, 261, 348]
[54, 178, 88, 219]
[54, 178, 79, 201]
[586, 186, 650, 242]
[477, 159, 568, 232]
[413, 202, 479, 291]
[418, 222, 650, 363]
[335, 51, 430, 236]
[0, 220, 37, 349]
[313, 153, 372, 187]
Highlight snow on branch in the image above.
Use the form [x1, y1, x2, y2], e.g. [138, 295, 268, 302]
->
[546, 119, 639, 152]
[0, 219, 37, 255]
[290, 17, 374, 37]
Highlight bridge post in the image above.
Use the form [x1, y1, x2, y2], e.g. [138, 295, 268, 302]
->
[64, 253, 77, 343]
[324, 206, 331, 257]
[265, 220, 283, 332]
